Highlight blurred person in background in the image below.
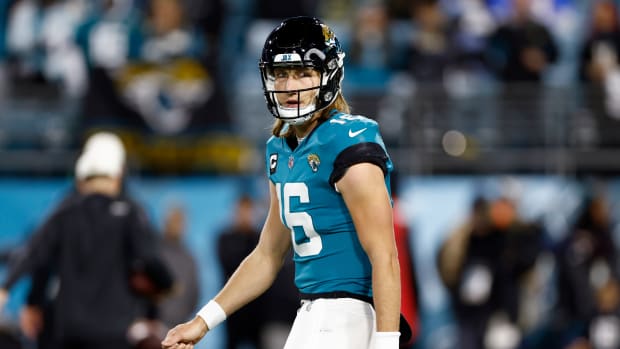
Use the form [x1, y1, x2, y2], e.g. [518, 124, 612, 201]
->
[578, 0, 620, 148]
[0, 0, 8, 101]
[485, 0, 557, 84]
[19, 264, 60, 349]
[443, 0, 498, 148]
[4, 0, 90, 96]
[180, 0, 224, 62]
[15, 168, 89, 349]
[400, 0, 452, 85]
[395, 0, 497, 149]
[258, 252, 297, 349]
[346, 2, 392, 90]
[394, 0, 493, 85]
[552, 194, 620, 349]
[74, 0, 144, 130]
[393, 0, 454, 150]
[77, 0, 230, 135]
[437, 196, 545, 349]
[580, 276, 620, 349]
[215, 194, 263, 349]
[158, 203, 199, 330]
[391, 172, 420, 348]
[162, 16, 409, 349]
[437, 196, 491, 349]
[386, 0, 417, 19]
[216, 195, 297, 349]
[0, 132, 173, 349]
[114, 0, 229, 135]
[485, 0, 558, 147]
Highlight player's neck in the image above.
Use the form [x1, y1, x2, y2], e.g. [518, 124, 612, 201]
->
[292, 119, 318, 139]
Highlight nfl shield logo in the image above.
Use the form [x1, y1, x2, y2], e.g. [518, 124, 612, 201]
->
[288, 155, 294, 169]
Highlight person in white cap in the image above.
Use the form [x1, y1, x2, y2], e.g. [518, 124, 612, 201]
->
[0, 132, 172, 349]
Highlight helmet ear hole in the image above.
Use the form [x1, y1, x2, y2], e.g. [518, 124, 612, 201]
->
[259, 16, 345, 124]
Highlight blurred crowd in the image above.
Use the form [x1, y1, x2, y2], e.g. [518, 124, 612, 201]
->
[0, 0, 228, 137]
[1, 155, 619, 349]
[0, 1, 619, 349]
[0, 0, 620, 166]
[436, 186, 620, 349]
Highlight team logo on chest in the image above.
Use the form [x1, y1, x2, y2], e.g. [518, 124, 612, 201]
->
[307, 154, 320, 172]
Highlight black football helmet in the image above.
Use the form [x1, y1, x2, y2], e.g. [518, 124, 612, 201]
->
[259, 16, 345, 125]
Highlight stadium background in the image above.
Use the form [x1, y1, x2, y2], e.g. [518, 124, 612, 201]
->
[0, 0, 620, 348]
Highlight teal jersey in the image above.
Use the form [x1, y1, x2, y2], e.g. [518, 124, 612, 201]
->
[265, 110, 393, 297]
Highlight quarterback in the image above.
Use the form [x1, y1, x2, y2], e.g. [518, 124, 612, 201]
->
[162, 16, 405, 349]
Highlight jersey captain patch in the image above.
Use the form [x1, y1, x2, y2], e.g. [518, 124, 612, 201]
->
[269, 153, 278, 174]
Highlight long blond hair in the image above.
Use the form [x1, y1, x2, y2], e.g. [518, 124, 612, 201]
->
[271, 93, 351, 138]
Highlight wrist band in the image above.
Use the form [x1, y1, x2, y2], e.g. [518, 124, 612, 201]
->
[373, 331, 400, 349]
[197, 300, 227, 330]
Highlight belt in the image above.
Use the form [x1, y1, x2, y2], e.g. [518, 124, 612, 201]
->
[299, 291, 373, 304]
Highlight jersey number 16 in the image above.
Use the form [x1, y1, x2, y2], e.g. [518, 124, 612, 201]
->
[276, 182, 323, 257]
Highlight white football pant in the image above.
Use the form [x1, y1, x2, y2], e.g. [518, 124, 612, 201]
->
[283, 298, 377, 349]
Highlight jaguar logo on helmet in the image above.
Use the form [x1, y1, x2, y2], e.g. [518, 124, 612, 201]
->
[321, 24, 336, 46]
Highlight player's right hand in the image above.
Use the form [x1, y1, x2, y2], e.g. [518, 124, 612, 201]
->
[161, 316, 208, 349]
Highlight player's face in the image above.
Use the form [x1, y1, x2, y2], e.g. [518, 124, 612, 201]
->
[272, 67, 321, 109]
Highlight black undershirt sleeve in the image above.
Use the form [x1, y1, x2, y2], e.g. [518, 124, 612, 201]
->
[328, 142, 388, 188]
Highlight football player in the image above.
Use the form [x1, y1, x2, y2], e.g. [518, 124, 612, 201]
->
[162, 16, 407, 349]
